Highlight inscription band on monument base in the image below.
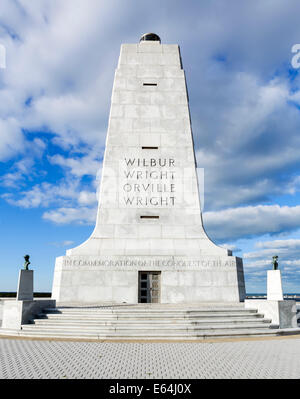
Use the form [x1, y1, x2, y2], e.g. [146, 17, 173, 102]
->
[62, 258, 238, 268]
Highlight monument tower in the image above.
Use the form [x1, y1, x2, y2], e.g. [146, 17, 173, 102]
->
[52, 34, 246, 304]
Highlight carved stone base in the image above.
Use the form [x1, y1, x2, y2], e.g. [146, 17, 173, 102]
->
[52, 255, 246, 304]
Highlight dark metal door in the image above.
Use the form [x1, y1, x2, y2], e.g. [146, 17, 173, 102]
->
[139, 272, 161, 303]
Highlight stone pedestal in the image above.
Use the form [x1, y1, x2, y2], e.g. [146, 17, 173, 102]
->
[17, 270, 33, 301]
[245, 299, 297, 328]
[2, 299, 56, 330]
[267, 270, 283, 300]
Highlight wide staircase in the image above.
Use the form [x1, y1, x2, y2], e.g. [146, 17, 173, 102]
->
[16, 303, 281, 339]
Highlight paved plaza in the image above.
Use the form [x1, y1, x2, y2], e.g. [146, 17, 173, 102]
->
[1, 336, 300, 379]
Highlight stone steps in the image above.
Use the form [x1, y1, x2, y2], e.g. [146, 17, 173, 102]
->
[11, 304, 280, 339]
[41, 308, 258, 316]
[2, 328, 280, 340]
[26, 321, 271, 331]
[32, 317, 268, 326]
[43, 307, 252, 313]
[3, 304, 296, 340]
[37, 312, 262, 321]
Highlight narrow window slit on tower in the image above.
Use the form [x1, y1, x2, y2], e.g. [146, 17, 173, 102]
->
[142, 146, 158, 149]
[143, 83, 157, 86]
[140, 215, 159, 219]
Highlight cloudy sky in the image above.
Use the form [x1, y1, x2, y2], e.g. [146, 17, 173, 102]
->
[1, 0, 300, 293]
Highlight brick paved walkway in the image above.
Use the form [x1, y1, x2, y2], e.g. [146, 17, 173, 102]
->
[1, 337, 300, 379]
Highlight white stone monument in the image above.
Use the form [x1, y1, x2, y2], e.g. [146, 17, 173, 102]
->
[52, 33, 246, 304]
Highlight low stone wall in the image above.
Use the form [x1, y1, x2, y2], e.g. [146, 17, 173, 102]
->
[0, 298, 15, 323]
[1, 299, 56, 330]
[245, 299, 297, 328]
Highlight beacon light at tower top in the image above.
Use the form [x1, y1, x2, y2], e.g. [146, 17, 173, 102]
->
[140, 33, 161, 42]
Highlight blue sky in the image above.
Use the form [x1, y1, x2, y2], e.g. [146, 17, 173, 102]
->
[1, 0, 300, 293]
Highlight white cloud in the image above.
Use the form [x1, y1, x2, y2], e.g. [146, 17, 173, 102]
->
[256, 239, 300, 250]
[203, 205, 300, 241]
[49, 240, 75, 247]
[78, 190, 97, 205]
[1, 158, 34, 187]
[195, 73, 300, 211]
[0, 118, 24, 161]
[1, 0, 300, 246]
[219, 243, 241, 253]
[284, 260, 300, 267]
[48, 153, 101, 178]
[0, 0, 132, 156]
[0, 138, 46, 187]
[244, 238, 300, 262]
[243, 237, 300, 276]
[3, 180, 80, 208]
[43, 206, 96, 224]
[244, 260, 271, 269]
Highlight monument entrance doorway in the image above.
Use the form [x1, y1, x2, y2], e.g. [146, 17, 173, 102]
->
[138, 272, 161, 303]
